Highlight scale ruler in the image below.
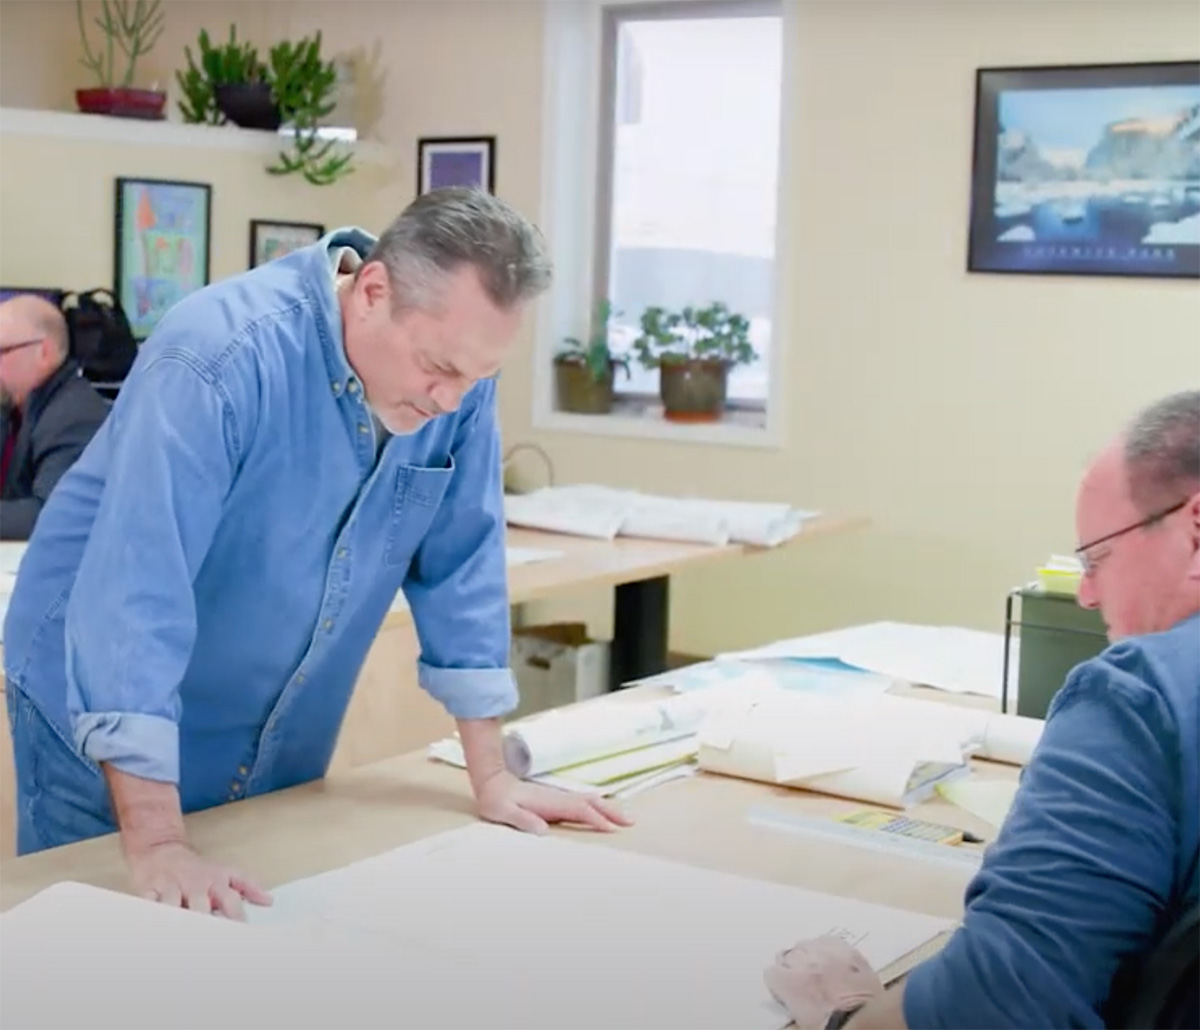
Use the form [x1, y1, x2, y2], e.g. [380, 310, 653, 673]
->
[747, 805, 985, 872]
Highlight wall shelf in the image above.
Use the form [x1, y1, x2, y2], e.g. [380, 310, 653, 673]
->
[0, 106, 392, 166]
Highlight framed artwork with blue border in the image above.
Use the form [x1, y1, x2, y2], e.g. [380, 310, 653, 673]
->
[418, 136, 496, 195]
[114, 176, 212, 339]
[967, 61, 1200, 279]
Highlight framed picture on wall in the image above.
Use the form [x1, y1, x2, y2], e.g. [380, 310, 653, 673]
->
[114, 176, 212, 339]
[417, 135, 496, 195]
[249, 219, 326, 268]
[967, 61, 1200, 279]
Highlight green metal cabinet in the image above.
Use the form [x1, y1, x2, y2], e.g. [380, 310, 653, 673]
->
[1004, 587, 1109, 720]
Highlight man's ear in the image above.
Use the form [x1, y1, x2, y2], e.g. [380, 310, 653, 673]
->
[1187, 490, 1200, 582]
[355, 261, 393, 314]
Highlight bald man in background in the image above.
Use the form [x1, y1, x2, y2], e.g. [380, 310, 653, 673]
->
[0, 295, 109, 540]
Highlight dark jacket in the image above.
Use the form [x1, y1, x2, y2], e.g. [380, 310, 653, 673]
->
[1, 359, 109, 540]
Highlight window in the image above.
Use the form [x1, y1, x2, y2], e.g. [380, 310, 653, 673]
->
[536, 0, 790, 446]
[599, 2, 782, 420]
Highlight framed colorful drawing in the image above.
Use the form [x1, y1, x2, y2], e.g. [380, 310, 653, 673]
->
[417, 136, 496, 195]
[249, 219, 326, 268]
[968, 61, 1200, 279]
[113, 177, 212, 339]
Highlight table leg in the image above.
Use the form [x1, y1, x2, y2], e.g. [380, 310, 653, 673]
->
[610, 575, 670, 690]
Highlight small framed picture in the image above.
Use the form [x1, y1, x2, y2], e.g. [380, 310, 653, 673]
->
[249, 219, 326, 268]
[114, 176, 212, 339]
[417, 136, 496, 195]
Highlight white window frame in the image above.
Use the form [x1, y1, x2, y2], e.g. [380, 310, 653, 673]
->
[532, 0, 796, 450]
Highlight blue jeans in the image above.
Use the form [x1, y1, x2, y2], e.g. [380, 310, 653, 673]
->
[5, 685, 116, 854]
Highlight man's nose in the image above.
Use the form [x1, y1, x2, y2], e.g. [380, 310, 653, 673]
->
[1077, 572, 1099, 610]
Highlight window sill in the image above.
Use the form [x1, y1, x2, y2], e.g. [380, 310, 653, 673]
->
[534, 398, 781, 449]
[0, 106, 390, 165]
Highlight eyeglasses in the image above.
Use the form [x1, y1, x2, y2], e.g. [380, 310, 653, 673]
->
[1075, 498, 1188, 574]
[0, 336, 44, 356]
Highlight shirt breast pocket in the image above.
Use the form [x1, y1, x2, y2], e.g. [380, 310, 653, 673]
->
[383, 458, 456, 567]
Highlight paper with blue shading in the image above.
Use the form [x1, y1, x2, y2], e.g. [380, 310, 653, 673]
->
[632, 657, 896, 697]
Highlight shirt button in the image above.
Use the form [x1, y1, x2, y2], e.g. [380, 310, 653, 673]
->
[358, 423, 369, 434]
[348, 380, 360, 395]
[238, 766, 248, 776]
[323, 618, 334, 631]
[296, 672, 306, 684]
[331, 381, 342, 395]
[230, 780, 241, 792]
[337, 548, 348, 559]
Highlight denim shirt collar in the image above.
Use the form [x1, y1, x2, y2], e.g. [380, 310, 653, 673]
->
[303, 227, 379, 398]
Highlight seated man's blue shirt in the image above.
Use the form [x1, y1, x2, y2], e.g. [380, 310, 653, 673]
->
[3, 229, 516, 822]
[903, 611, 1200, 1028]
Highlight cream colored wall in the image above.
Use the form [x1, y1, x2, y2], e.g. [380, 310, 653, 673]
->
[512, 0, 1200, 652]
[2, 0, 1198, 659]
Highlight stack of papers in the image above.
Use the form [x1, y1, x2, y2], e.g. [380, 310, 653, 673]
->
[721, 621, 1018, 700]
[697, 691, 974, 808]
[503, 484, 820, 547]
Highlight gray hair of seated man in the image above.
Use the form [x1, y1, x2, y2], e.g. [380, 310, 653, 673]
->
[1124, 389, 1200, 514]
[366, 187, 552, 315]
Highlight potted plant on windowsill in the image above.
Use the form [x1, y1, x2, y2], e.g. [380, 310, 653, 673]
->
[631, 302, 756, 423]
[553, 299, 629, 415]
[75, 0, 166, 120]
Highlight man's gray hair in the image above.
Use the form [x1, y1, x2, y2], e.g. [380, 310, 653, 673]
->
[365, 187, 552, 312]
[1124, 389, 1200, 513]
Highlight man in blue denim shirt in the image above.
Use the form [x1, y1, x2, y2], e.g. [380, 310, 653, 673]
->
[4, 188, 629, 918]
[764, 390, 1199, 1029]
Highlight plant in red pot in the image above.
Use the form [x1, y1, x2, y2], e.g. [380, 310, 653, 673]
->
[631, 302, 756, 423]
[75, 0, 167, 120]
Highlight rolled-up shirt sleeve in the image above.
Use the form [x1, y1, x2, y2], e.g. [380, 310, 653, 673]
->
[403, 378, 516, 721]
[66, 352, 243, 783]
[902, 658, 1179, 1029]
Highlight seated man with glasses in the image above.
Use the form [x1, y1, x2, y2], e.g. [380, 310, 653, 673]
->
[0, 294, 109, 540]
[765, 389, 1199, 1030]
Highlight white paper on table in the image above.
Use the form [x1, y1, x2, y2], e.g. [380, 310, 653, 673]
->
[503, 484, 819, 548]
[721, 621, 1019, 699]
[0, 880, 553, 1030]
[938, 777, 1022, 830]
[504, 545, 565, 566]
[244, 823, 954, 1030]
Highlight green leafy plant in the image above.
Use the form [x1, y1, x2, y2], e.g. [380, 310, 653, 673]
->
[175, 26, 262, 124]
[556, 299, 630, 383]
[77, 0, 164, 88]
[631, 301, 756, 369]
[265, 34, 354, 186]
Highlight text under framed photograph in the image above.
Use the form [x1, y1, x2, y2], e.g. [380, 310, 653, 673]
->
[114, 176, 212, 339]
[249, 219, 326, 268]
[418, 135, 496, 195]
[968, 61, 1200, 279]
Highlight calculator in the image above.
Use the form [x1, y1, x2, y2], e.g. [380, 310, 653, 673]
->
[837, 809, 965, 845]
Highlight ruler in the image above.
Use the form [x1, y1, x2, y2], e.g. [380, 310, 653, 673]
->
[747, 805, 984, 872]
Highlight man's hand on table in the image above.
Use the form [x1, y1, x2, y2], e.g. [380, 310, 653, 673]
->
[474, 768, 634, 835]
[764, 936, 883, 1029]
[125, 839, 273, 920]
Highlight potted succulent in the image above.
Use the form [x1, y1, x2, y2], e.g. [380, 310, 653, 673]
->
[554, 300, 629, 415]
[177, 27, 353, 186]
[75, 0, 166, 120]
[631, 302, 756, 422]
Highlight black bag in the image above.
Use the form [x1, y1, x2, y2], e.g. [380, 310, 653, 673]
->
[61, 289, 138, 384]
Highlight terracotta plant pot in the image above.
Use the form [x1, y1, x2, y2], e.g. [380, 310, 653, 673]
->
[659, 358, 729, 422]
[214, 82, 282, 130]
[75, 87, 166, 120]
[555, 357, 615, 414]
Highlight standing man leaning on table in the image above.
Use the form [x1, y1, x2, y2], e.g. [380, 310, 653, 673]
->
[3, 187, 629, 916]
[766, 389, 1200, 1030]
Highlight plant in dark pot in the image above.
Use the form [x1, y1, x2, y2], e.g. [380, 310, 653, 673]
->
[75, 0, 166, 120]
[554, 300, 629, 415]
[177, 27, 277, 128]
[177, 27, 353, 187]
[631, 302, 756, 423]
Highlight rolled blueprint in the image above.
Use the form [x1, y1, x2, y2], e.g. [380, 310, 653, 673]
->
[502, 695, 707, 779]
[977, 713, 1043, 765]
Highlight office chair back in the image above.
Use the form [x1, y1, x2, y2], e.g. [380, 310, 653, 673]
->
[1108, 899, 1199, 1029]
